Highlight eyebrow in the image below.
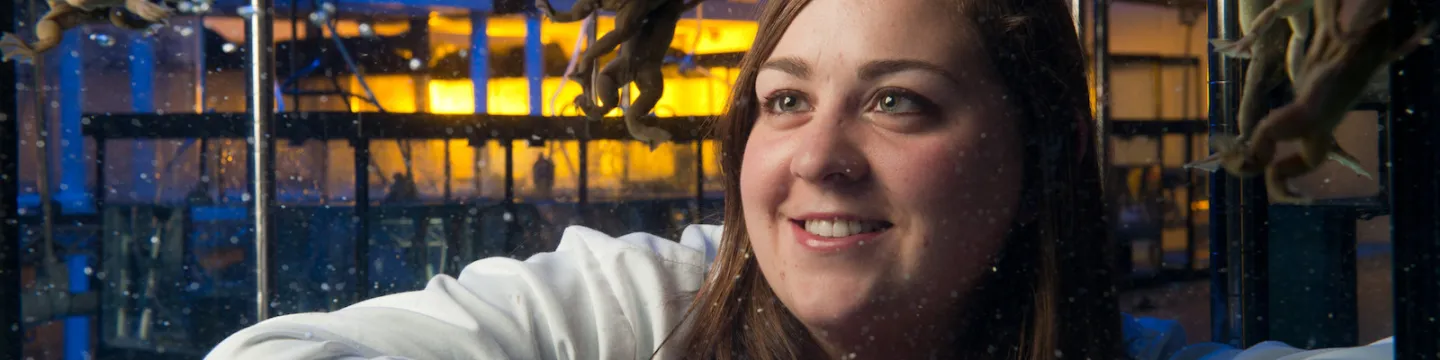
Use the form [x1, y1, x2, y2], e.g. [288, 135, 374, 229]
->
[759, 57, 964, 87]
[858, 59, 964, 87]
[760, 57, 811, 79]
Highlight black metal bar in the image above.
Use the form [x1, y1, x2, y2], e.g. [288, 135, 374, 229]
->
[1095, 0, 1125, 283]
[694, 139, 704, 223]
[79, 112, 714, 141]
[1208, 0, 1270, 347]
[1389, 0, 1440, 357]
[1, 0, 21, 356]
[353, 133, 371, 302]
[1205, 0, 1236, 344]
[288, 0, 300, 112]
[248, 0, 279, 322]
[92, 133, 107, 351]
[503, 141, 517, 250]
[1111, 54, 1203, 67]
[579, 130, 589, 208]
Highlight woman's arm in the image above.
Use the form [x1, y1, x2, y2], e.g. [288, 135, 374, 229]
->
[205, 225, 722, 360]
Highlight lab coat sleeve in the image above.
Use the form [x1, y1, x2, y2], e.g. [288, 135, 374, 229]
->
[205, 224, 722, 360]
[1165, 336, 1396, 360]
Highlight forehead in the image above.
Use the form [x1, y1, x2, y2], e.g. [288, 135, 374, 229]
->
[769, 0, 983, 72]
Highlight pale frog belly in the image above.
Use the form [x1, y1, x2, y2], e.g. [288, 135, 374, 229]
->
[65, 0, 126, 12]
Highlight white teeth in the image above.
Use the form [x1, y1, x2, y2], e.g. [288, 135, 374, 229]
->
[803, 219, 886, 238]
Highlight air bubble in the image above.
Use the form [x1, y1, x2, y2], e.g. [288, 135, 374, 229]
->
[89, 33, 115, 47]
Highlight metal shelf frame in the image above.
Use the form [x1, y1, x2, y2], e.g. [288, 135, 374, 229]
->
[1387, 0, 1440, 357]
[2, 0, 20, 358]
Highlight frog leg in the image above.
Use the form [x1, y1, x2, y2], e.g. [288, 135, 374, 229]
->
[1325, 141, 1371, 179]
[110, 9, 159, 31]
[124, 0, 172, 22]
[2, 2, 85, 64]
[1266, 135, 1329, 204]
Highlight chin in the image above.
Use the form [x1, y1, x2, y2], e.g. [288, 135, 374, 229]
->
[780, 272, 884, 330]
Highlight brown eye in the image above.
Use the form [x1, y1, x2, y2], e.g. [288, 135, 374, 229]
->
[873, 92, 925, 114]
[764, 91, 812, 114]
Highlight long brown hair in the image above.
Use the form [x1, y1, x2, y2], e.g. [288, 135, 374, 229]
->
[659, 0, 1119, 358]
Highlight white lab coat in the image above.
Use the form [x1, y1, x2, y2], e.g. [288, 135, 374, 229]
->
[205, 224, 1395, 360]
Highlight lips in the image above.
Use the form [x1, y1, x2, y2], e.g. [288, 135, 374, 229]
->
[788, 214, 893, 252]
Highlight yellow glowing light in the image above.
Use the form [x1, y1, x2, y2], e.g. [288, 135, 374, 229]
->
[347, 69, 736, 199]
[323, 11, 749, 200]
[423, 69, 738, 117]
[428, 13, 756, 56]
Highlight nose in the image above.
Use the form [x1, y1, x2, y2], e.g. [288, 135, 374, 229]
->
[789, 116, 871, 186]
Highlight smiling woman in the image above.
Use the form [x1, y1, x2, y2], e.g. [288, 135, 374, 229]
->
[676, 0, 1113, 358]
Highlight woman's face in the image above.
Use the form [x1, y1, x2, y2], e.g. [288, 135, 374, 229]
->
[740, 0, 1025, 349]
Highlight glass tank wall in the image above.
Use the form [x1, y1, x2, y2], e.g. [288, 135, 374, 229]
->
[7, 0, 741, 357]
[5, 0, 1439, 359]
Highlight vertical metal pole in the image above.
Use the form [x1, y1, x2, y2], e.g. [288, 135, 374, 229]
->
[468, 9, 489, 264]
[196, 15, 207, 114]
[1389, 0, 1440, 357]
[1208, 0, 1269, 347]
[60, 42, 85, 350]
[579, 16, 594, 213]
[412, 17, 431, 114]
[526, 11, 543, 117]
[248, 0, 277, 322]
[0, 0, 21, 356]
[1206, 0, 1235, 344]
[1093, 0, 1125, 284]
[57, 26, 83, 211]
[353, 134, 371, 302]
[471, 10, 489, 199]
[130, 35, 156, 203]
[693, 139, 703, 223]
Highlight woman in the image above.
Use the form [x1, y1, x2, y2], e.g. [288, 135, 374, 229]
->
[205, 0, 1395, 359]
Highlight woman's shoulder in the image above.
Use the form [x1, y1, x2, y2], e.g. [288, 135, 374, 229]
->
[205, 224, 725, 360]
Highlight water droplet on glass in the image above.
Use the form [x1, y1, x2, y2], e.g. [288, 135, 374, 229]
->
[409, 58, 423, 70]
[89, 33, 114, 47]
[237, 6, 255, 19]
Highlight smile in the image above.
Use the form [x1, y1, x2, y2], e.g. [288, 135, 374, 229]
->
[800, 219, 890, 237]
[789, 215, 894, 252]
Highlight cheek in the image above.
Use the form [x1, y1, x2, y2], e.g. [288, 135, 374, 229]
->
[738, 133, 789, 237]
[900, 141, 1021, 214]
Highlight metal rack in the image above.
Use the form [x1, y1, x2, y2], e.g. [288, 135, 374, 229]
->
[1106, 54, 1208, 288]
[1094, 0, 1436, 353]
[1387, 0, 1440, 357]
[1198, 0, 1438, 354]
[2, 0, 746, 357]
[1089, 0, 1208, 289]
